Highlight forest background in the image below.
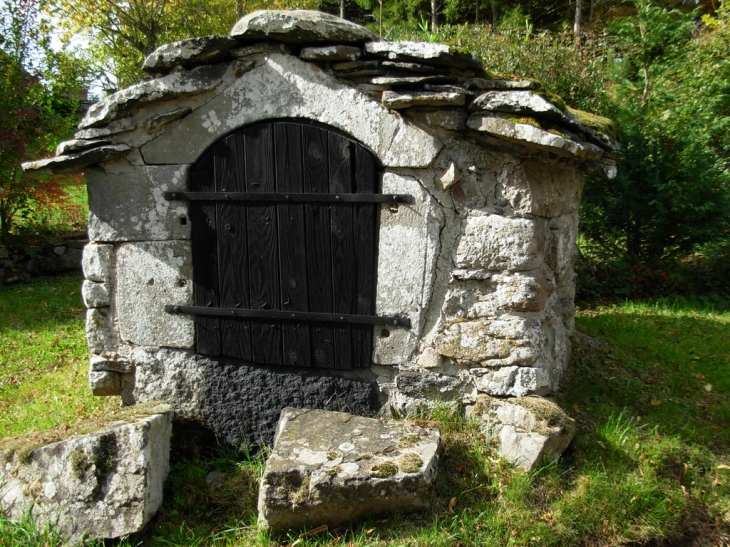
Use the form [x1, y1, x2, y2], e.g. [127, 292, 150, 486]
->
[1, 0, 730, 303]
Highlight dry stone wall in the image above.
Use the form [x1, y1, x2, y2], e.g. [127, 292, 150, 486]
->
[24, 10, 618, 448]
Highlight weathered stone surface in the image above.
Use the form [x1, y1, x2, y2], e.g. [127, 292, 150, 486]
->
[412, 109, 467, 131]
[0, 403, 172, 544]
[300, 44, 361, 61]
[470, 366, 552, 397]
[143, 36, 238, 73]
[22, 145, 131, 175]
[466, 395, 574, 470]
[141, 53, 442, 168]
[89, 370, 122, 396]
[115, 241, 194, 348]
[436, 162, 461, 190]
[499, 159, 583, 218]
[382, 90, 465, 109]
[82, 243, 114, 282]
[145, 106, 192, 131]
[374, 173, 443, 364]
[55, 138, 111, 156]
[546, 214, 579, 280]
[465, 78, 539, 90]
[131, 349, 381, 446]
[364, 41, 483, 71]
[82, 280, 111, 308]
[333, 59, 378, 71]
[230, 10, 380, 45]
[230, 42, 287, 58]
[86, 308, 115, 355]
[434, 317, 543, 367]
[79, 62, 233, 129]
[369, 75, 455, 86]
[381, 60, 450, 74]
[467, 115, 603, 160]
[91, 354, 134, 374]
[395, 370, 471, 403]
[582, 158, 618, 180]
[86, 165, 190, 242]
[455, 214, 546, 272]
[258, 408, 440, 534]
[470, 91, 565, 120]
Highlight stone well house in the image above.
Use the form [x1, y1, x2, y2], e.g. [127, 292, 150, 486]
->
[24, 10, 618, 448]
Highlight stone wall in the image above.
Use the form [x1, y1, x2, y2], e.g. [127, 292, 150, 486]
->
[24, 10, 617, 447]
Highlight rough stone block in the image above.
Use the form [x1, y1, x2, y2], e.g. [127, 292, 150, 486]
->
[300, 45, 361, 61]
[115, 241, 194, 348]
[258, 408, 440, 534]
[434, 316, 543, 367]
[466, 395, 574, 470]
[0, 403, 172, 544]
[82, 280, 111, 308]
[470, 365, 551, 397]
[86, 308, 115, 355]
[364, 41, 483, 71]
[87, 165, 190, 242]
[143, 36, 239, 73]
[373, 173, 443, 364]
[455, 214, 547, 272]
[230, 10, 380, 45]
[89, 370, 122, 396]
[82, 243, 114, 282]
[91, 355, 134, 374]
[382, 90, 465, 109]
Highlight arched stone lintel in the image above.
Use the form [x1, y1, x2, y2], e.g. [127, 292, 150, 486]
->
[140, 53, 443, 169]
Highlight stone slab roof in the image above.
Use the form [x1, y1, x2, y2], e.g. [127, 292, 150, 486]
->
[23, 10, 618, 179]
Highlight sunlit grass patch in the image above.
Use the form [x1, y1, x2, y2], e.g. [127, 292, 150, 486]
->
[0, 273, 116, 438]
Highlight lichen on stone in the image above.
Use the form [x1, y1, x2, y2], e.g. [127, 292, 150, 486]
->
[70, 450, 90, 480]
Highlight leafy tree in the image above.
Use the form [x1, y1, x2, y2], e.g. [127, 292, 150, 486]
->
[0, 0, 84, 242]
[581, 0, 730, 264]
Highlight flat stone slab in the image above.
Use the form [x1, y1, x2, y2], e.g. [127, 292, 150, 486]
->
[258, 408, 441, 534]
[300, 44, 361, 61]
[230, 10, 380, 45]
[364, 41, 483, 71]
[0, 402, 172, 544]
[143, 35, 238, 73]
[382, 90, 465, 109]
[22, 145, 131, 175]
[466, 395, 574, 470]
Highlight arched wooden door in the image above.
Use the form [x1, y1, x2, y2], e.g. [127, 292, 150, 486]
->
[175, 120, 409, 370]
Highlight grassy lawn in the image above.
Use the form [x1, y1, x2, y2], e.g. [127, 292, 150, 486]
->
[0, 273, 116, 437]
[0, 278, 728, 546]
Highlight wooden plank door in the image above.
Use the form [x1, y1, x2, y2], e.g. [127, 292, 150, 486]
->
[190, 120, 379, 369]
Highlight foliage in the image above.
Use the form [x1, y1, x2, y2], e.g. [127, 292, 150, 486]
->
[0, 0, 86, 243]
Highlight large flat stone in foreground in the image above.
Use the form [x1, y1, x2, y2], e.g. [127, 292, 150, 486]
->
[0, 403, 172, 544]
[258, 408, 441, 534]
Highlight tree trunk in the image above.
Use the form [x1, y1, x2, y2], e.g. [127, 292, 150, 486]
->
[574, 0, 582, 45]
[340, 0, 345, 19]
[475, 0, 479, 23]
[431, 0, 438, 33]
[378, 0, 383, 36]
[491, 0, 497, 26]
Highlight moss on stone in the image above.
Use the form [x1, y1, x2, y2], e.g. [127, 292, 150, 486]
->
[371, 462, 398, 478]
[289, 475, 311, 505]
[399, 453, 423, 473]
[327, 450, 339, 460]
[324, 466, 341, 477]
[567, 106, 619, 140]
[537, 91, 567, 112]
[512, 396, 575, 437]
[70, 450, 90, 480]
[0, 401, 170, 465]
[397, 434, 420, 449]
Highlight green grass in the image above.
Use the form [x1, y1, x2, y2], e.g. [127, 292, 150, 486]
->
[0, 272, 116, 437]
[1, 280, 729, 546]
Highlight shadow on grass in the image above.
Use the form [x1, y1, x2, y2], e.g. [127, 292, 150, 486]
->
[0, 272, 85, 333]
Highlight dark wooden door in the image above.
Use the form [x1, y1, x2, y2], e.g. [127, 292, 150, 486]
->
[189, 120, 379, 369]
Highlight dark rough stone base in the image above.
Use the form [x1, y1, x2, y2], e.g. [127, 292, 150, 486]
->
[197, 356, 382, 447]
